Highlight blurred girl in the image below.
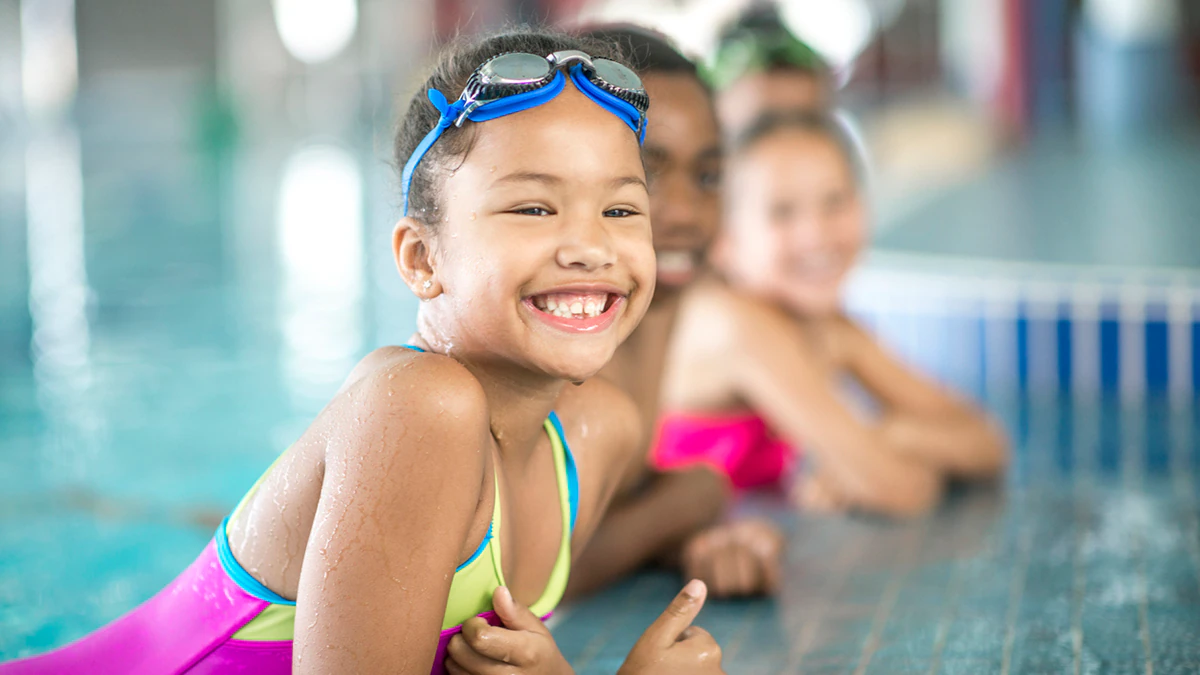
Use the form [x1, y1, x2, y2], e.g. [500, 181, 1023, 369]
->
[657, 112, 1008, 517]
[2, 29, 725, 675]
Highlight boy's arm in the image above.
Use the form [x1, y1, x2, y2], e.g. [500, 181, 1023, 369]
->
[555, 377, 730, 599]
[566, 464, 728, 598]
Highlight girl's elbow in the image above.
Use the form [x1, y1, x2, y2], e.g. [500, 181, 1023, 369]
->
[850, 470, 943, 518]
[965, 420, 1011, 478]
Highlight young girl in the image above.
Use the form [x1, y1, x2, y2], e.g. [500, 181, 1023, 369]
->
[2, 30, 725, 675]
[656, 112, 1008, 517]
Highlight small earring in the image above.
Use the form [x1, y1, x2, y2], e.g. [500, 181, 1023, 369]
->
[423, 280, 432, 290]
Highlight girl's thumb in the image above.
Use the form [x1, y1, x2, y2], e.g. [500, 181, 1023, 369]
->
[645, 579, 707, 647]
[493, 586, 544, 633]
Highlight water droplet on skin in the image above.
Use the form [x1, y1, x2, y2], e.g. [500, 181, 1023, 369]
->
[489, 165, 496, 173]
[470, 212, 477, 221]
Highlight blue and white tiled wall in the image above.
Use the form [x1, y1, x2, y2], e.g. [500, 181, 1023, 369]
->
[846, 253, 1200, 405]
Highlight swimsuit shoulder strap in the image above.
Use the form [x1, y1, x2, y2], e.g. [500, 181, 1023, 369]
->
[528, 411, 577, 616]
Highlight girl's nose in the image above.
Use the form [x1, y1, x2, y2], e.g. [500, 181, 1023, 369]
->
[556, 215, 616, 271]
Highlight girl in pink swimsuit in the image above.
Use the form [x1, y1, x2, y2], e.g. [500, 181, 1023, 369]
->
[655, 112, 1008, 516]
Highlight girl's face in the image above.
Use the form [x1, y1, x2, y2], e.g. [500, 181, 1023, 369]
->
[419, 83, 655, 382]
[641, 73, 722, 290]
[722, 130, 865, 316]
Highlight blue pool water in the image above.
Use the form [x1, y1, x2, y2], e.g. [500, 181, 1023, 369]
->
[2, 125, 1200, 672]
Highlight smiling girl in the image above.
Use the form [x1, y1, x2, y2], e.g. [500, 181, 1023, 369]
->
[2, 29, 725, 675]
[657, 111, 1007, 517]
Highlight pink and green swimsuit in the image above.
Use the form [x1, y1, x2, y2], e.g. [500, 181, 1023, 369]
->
[1, 412, 579, 675]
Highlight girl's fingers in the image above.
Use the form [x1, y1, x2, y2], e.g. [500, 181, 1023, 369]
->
[447, 633, 499, 673]
[444, 655, 472, 675]
[460, 621, 534, 666]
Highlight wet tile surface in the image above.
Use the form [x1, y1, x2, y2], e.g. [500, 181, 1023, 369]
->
[554, 462, 1200, 674]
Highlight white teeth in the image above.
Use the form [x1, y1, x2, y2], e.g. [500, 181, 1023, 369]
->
[658, 251, 694, 273]
[531, 292, 609, 319]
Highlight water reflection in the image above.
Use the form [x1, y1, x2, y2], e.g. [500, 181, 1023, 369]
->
[25, 126, 103, 481]
[276, 142, 364, 406]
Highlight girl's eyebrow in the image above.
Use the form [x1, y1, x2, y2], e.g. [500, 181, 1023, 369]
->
[492, 171, 563, 187]
[611, 175, 648, 191]
[491, 171, 646, 191]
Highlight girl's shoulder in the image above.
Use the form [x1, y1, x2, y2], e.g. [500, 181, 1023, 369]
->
[324, 346, 491, 476]
[339, 346, 487, 411]
[554, 377, 643, 475]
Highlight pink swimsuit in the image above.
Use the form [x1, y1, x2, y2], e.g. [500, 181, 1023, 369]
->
[651, 412, 796, 489]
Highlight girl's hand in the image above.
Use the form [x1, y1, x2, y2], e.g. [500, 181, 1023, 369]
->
[618, 580, 726, 675]
[446, 587, 572, 675]
[680, 520, 784, 597]
[792, 468, 852, 513]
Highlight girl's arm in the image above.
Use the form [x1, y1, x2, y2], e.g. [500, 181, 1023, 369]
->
[293, 357, 490, 674]
[835, 317, 1009, 478]
[726, 295, 943, 516]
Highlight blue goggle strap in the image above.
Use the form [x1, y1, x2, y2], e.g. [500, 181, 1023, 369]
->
[401, 65, 645, 215]
[567, 65, 646, 144]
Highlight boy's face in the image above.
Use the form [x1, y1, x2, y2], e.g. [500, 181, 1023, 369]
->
[641, 73, 723, 291]
[723, 130, 864, 316]
[718, 70, 830, 139]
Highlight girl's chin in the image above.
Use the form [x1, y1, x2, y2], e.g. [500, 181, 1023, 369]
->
[780, 288, 842, 317]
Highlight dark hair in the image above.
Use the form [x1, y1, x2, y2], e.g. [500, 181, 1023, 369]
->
[577, 25, 705, 88]
[733, 111, 863, 182]
[394, 28, 626, 227]
[708, 3, 830, 89]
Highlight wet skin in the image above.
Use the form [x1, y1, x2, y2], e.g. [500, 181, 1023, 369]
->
[225, 83, 660, 673]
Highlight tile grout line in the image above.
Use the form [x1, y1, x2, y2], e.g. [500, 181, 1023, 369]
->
[852, 519, 929, 675]
[1135, 521, 1154, 675]
[999, 523, 1035, 675]
[786, 531, 868, 672]
[925, 540, 969, 675]
[1132, 443, 1154, 675]
[1071, 479, 1088, 675]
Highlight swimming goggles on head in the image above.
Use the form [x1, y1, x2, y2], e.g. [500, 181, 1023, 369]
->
[401, 49, 650, 215]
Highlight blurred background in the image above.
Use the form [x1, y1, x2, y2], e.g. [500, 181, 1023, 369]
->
[2, 0, 1200, 660]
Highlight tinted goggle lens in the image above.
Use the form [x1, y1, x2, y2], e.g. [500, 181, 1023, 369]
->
[482, 52, 647, 113]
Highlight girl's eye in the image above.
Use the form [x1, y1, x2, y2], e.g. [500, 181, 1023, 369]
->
[603, 208, 638, 218]
[513, 206, 552, 216]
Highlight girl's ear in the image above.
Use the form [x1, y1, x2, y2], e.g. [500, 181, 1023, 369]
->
[394, 217, 442, 300]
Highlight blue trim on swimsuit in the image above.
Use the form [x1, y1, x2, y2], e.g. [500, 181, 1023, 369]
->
[402, 344, 426, 352]
[216, 516, 297, 606]
[455, 521, 493, 572]
[547, 411, 579, 533]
